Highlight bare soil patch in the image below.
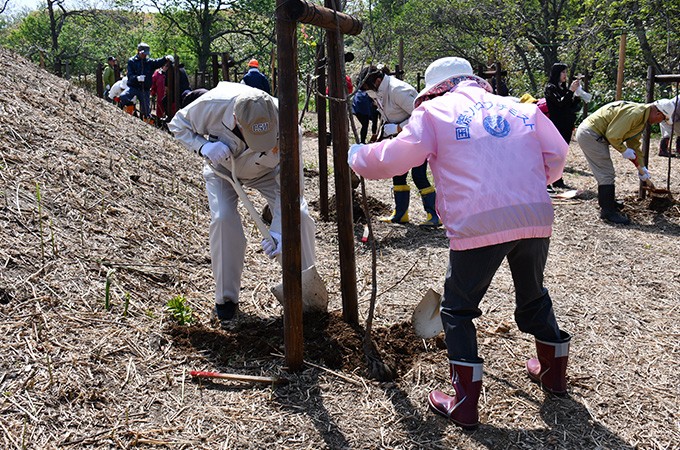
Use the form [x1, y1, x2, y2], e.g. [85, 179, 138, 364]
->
[1, 47, 678, 449]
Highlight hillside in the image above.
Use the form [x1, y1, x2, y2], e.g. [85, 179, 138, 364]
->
[1, 47, 679, 449]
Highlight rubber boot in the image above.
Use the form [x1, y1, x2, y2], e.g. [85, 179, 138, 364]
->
[419, 187, 441, 227]
[428, 360, 483, 429]
[526, 331, 571, 395]
[676, 136, 680, 157]
[659, 137, 671, 157]
[598, 185, 630, 225]
[379, 185, 410, 223]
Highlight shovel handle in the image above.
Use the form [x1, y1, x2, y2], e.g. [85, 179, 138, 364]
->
[207, 159, 282, 264]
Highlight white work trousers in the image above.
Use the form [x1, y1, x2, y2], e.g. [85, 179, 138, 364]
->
[203, 164, 316, 304]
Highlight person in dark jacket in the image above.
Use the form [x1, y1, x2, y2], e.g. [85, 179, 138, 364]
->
[351, 89, 378, 144]
[241, 59, 271, 95]
[119, 43, 171, 119]
[544, 63, 581, 191]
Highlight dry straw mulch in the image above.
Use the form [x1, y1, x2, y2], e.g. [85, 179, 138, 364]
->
[1, 47, 678, 449]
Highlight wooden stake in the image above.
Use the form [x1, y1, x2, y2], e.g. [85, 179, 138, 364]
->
[616, 33, 627, 101]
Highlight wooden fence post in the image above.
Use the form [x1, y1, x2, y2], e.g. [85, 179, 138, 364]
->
[325, 0, 358, 325]
[277, 0, 304, 372]
[316, 44, 329, 222]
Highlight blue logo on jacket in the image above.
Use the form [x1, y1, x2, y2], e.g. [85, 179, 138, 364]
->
[455, 127, 470, 140]
[483, 115, 510, 138]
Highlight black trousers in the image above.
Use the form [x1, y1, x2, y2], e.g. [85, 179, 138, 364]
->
[355, 113, 378, 144]
[441, 238, 562, 361]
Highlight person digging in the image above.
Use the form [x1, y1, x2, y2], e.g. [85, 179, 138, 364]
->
[168, 83, 317, 325]
[575, 98, 675, 225]
[349, 57, 572, 429]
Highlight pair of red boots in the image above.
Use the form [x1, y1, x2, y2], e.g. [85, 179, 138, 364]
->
[428, 331, 571, 430]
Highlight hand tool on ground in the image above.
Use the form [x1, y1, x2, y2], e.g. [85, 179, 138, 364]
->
[636, 164, 672, 198]
[189, 370, 287, 385]
[208, 156, 328, 312]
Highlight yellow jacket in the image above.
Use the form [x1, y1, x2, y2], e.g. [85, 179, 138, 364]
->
[582, 101, 650, 160]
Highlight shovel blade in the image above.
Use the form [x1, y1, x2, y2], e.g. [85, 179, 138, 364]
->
[412, 288, 443, 338]
[271, 265, 328, 313]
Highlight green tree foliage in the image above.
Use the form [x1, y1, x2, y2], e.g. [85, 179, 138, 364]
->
[140, 0, 276, 73]
[347, 0, 679, 101]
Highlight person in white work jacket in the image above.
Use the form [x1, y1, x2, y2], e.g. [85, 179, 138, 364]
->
[168, 82, 316, 323]
[357, 66, 441, 227]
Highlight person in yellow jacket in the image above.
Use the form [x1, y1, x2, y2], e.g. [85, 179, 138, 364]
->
[575, 100, 674, 224]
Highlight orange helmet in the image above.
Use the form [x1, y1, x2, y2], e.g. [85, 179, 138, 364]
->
[248, 58, 259, 68]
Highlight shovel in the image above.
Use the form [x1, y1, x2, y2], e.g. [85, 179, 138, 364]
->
[208, 158, 328, 313]
[637, 166, 673, 199]
[412, 288, 444, 338]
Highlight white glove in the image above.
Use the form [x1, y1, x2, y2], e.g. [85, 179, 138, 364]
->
[165, 55, 174, 64]
[574, 85, 593, 102]
[137, 75, 146, 82]
[638, 166, 651, 182]
[383, 123, 399, 137]
[348, 143, 364, 166]
[621, 148, 637, 160]
[201, 141, 231, 165]
[105, 84, 110, 90]
[261, 231, 282, 259]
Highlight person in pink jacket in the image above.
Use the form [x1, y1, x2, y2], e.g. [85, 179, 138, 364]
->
[349, 57, 571, 429]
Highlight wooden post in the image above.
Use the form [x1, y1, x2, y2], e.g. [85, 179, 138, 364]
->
[276, 0, 304, 372]
[616, 33, 627, 101]
[289, 0, 362, 35]
[114, 63, 120, 82]
[166, 54, 180, 119]
[316, 45, 329, 221]
[212, 54, 219, 87]
[96, 63, 103, 98]
[221, 52, 230, 82]
[640, 65, 655, 198]
[325, 0, 359, 325]
[416, 72, 424, 92]
[396, 37, 404, 80]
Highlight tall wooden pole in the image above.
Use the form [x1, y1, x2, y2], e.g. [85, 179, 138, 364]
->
[640, 65, 655, 199]
[325, 0, 358, 325]
[316, 44, 329, 221]
[397, 37, 404, 80]
[276, 0, 304, 371]
[212, 54, 219, 87]
[616, 33, 627, 101]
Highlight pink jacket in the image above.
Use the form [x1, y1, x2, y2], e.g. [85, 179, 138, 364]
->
[350, 82, 568, 250]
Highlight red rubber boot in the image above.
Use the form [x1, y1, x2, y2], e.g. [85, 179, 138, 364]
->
[526, 331, 571, 395]
[428, 360, 483, 429]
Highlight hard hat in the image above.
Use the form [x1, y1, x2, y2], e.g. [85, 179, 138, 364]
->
[248, 59, 259, 68]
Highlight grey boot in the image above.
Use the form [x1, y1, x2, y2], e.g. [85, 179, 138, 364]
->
[598, 185, 630, 225]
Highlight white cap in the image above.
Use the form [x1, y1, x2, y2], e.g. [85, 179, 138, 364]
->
[415, 57, 490, 103]
[655, 98, 679, 125]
